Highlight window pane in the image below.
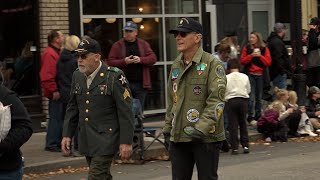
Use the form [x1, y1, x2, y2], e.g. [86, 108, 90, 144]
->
[126, 18, 163, 61]
[252, 11, 269, 40]
[165, 0, 199, 14]
[144, 65, 165, 110]
[83, 18, 123, 59]
[165, 17, 199, 61]
[83, 0, 122, 15]
[125, 0, 161, 14]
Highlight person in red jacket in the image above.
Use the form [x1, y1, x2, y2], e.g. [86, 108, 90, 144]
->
[40, 29, 65, 152]
[240, 31, 272, 126]
[107, 21, 157, 112]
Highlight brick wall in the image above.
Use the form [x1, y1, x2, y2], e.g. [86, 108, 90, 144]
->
[38, 0, 70, 123]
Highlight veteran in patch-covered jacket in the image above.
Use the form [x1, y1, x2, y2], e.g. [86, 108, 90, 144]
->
[164, 17, 226, 180]
[61, 38, 134, 180]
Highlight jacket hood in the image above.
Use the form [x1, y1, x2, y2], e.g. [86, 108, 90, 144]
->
[59, 49, 74, 62]
[267, 32, 282, 42]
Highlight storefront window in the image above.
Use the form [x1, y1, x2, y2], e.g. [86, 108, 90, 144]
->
[165, 0, 199, 14]
[125, 0, 161, 14]
[83, 0, 122, 15]
[145, 65, 165, 110]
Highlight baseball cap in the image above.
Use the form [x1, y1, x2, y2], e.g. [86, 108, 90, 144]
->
[72, 38, 101, 54]
[308, 86, 320, 95]
[169, 17, 203, 34]
[124, 21, 138, 31]
[273, 23, 287, 32]
[309, 17, 320, 25]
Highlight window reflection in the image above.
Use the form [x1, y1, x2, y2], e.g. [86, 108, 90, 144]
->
[83, 0, 122, 15]
[145, 65, 165, 110]
[125, 0, 161, 14]
[165, 0, 199, 14]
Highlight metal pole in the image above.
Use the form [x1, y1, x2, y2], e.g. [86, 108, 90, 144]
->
[292, 0, 306, 105]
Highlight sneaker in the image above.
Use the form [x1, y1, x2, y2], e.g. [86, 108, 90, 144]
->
[243, 147, 250, 154]
[265, 137, 272, 142]
[249, 120, 257, 127]
[316, 129, 320, 133]
[231, 150, 238, 155]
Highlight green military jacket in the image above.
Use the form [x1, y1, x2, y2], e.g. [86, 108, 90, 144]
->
[63, 62, 134, 156]
[164, 47, 226, 143]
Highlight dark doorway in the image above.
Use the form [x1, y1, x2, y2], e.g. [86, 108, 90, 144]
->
[0, 0, 39, 95]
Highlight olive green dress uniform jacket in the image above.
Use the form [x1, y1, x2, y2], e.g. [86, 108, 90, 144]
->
[63, 62, 134, 156]
[164, 47, 226, 143]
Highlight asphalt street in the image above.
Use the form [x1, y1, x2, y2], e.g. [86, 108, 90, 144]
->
[30, 141, 320, 180]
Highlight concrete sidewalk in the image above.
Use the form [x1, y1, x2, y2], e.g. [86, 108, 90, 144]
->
[21, 121, 262, 174]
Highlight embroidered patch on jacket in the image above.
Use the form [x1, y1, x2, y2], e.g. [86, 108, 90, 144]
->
[123, 88, 131, 99]
[173, 83, 178, 93]
[215, 65, 225, 78]
[196, 63, 207, 75]
[193, 86, 202, 95]
[187, 109, 200, 122]
[183, 126, 195, 136]
[218, 88, 225, 101]
[214, 103, 224, 120]
[172, 68, 179, 80]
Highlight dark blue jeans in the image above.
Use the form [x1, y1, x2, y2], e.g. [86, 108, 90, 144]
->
[248, 73, 263, 121]
[46, 99, 64, 148]
[0, 167, 23, 180]
[129, 82, 147, 112]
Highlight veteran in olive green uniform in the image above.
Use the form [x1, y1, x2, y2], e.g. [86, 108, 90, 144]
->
[61, 38, 134, 180]
[164, 18, 226, 180]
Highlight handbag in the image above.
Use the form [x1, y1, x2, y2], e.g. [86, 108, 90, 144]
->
[307, 49, 320, 68]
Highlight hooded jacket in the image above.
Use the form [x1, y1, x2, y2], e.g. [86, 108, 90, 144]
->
[267, 32, 292, 80]
[56, 49, 78, 103]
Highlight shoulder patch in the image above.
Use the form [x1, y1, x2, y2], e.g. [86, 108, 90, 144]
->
[107, 66, 120, 72]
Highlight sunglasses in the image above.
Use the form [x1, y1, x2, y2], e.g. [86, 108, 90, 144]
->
[173, 31, 197, 38]
[75, 53, 90, 59]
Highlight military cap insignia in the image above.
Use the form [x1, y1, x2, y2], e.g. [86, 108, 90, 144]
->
[215, 65, 225, 78]
[196, 63, 207, 75]
[119, 75, 127, 85]
[123, 88, 131, 100]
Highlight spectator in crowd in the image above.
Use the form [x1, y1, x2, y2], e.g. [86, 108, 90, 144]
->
[0, 84, 33, 179]
[213, 43, 231, 69]
[301, 29, 309, 75]
[225, 58, 251, 154]
[240, 31, 272, 126]
[61, 38, 134, 179]
[288, 90, 317, 137]
[307, 17, 320, 87]
[306, 86, 320, 131]
[267, 23, 292, 89]
[56, 35, 80, 156]
[164, 17, 226, 180]
[107, 21, 157, 112]
[220, 30, 239, 59]
[40, 30, 65, 152]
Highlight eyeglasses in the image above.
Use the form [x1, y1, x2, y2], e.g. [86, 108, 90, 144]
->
[173, 31, 197, 38]
[75, 53, 90, 59]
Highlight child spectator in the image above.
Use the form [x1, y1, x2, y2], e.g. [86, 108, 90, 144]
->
[225, 58, 251, 154]
[288, 90, 317, 136]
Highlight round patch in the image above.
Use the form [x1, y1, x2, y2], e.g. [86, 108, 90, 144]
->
[187, 109, 200, 122]
[214, 103, 224, 120]
[173, 83, 178, 93]
[193, 86, 202, 95]
[183, 126, 195, 136]
[218, 88, 225, 101]
[215, 65, 226, 79]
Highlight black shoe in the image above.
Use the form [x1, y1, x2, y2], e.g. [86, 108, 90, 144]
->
[231, 150, 238, 155]
[45, 147, 61, 152]
[243, 147, 250, 154]
[221, 140, 230, 152]
[288, 132, 301, 138]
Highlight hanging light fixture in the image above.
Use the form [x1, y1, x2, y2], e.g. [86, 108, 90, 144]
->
[105, 18, 116, 23]
[140, 25, 145, 30]
[132, 18, 143, 23]
[83, 18, 92, 23]
[138, 7, 143, 12]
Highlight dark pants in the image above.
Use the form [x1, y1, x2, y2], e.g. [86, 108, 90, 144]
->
[285, 110, 301, 135]
[169, 142, 221, 180]
[86, 155, 114, 180]
[129, 82, 147, 112]
[226, 98, 249, 150]
[46, 99, 64, 148]
[0, 167, 23, 180]
[257, 120, 288, 142]
[248, 73, 263, 121]
[307, 66, 320, 87]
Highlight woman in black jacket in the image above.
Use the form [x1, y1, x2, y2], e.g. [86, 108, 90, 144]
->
[307, 17, 320, 88]
[0, 84, 33, 179]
